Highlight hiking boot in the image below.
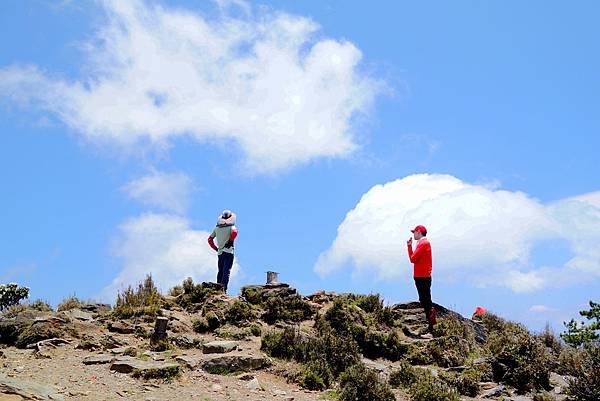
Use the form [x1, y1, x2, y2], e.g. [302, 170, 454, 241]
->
[428, 307, 437, 327]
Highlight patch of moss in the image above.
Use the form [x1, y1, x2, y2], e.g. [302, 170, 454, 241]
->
[131, 365, 181, 381]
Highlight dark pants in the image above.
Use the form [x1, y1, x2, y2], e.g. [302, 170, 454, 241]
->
[414, 277, 433, 325]
[217, 252, 234, 292]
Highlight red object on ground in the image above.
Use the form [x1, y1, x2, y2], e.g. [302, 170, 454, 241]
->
[474, 306, 487, 316]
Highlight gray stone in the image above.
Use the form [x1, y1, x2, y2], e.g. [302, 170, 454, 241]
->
[481, 384, 506, 398]
[362, 358, 387, 372]
[550, 372, 569, 388]
[202, 340, 239, 354]
[109, 358, 179, 375]
[0, 374, 64, 400]
[100, 334, 125, 349]
[141, 351, 166, 361]
[83, 355, 115, 365]
[245, 378, 262, 390]
[80, 303, 111, 314]
[63, 309, 93, 321]
[175, 355, 202, 370]
[172, 335, 195, 349]
[108, 321, 135, 334]
[202, 355, 271, 374]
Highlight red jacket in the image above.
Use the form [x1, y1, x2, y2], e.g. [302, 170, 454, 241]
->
[407, 238, 432, 278]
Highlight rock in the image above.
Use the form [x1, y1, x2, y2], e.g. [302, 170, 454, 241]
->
[245, 378, 263, 390]
[503, 396, 533, 401]
[272, 389, 287, 396]
[80, 303, 111, 314]
[550, 372, 569, 388]
[480, 384, 506, 398]
[76, 336, 102, 351]
[83, 355, 115, 365]
[445, 365, 469, 372]
[108, 322, 135, 334]
[141, 351, 166, 361]
[202, 341, 239, 354]
[100, 334, 125, 349]
[236, 373, 255, 381]
[172, 335, 195, 349]
[109, 347, 129, 355]
[362, 358, 387, 373]
[0, 374, 64, 400]
[210, 384, 223, 391]
[109, 358, 179, 375]
[62, 309, 93, 321]
[202, 355, 272, 374]
[26, 338, 69, 350]
[175, 355, 202, 370]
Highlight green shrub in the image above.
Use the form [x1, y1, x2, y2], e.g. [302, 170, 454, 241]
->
[249, 323, 262, 337]
[0, 283, 29, 311]
[57, 296, 83, 312]
[29, 300, 53, 312]
[338, 363, 396, 401]
[300, 359, 333, 390]
[532, 392, 555, 401]
[408, 374, 460, 401]
[487, 323, 552, 393]
[389, 360, 419, 388]
[192, 318, 210, 333]
[262, 295, 314, 324]
[261, 327, 306, 360]
[175, 278, 223, 311]
[113, 274, 162, 319]
[225, 300, 255, 326]
[439, 370, 480, 397]
[565, 344, 600, 401]
[240, 286, 263, 305]
[132, 365, 180, 381]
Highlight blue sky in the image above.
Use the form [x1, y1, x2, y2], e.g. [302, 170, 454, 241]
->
[1, 0, 599, 331]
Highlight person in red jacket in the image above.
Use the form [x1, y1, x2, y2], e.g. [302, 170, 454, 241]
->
[407, 225, 436, 333]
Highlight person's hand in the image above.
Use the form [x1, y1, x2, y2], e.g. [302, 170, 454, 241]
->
[407, 237, 413, 246]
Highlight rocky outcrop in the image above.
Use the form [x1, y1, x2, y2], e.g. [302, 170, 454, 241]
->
[201, 355, 272, 374]
[0, 374, 64, 400]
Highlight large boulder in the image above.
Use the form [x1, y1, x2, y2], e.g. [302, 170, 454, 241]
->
[0, 374, 64, 400]
[201, 355, 272, 374]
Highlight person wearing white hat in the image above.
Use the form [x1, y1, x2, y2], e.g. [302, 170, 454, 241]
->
[208, 210, 238, 293]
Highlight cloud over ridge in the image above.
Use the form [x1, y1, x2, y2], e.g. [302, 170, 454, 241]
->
[315, 174, 600, 292]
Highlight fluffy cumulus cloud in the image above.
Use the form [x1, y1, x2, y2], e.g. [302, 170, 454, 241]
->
[315, 174, 600, 292]
[0, 0, 380, 173]
[123, 170, 193, 214]
[102, 213, 238, 300]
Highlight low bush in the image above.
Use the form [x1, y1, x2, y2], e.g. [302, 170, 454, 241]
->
[408, 374, 460, 401]
[565, 344, 600, 401]
[487, 322, 552, 393]
[132, 365, 180, 381]
[389, 360, 419, 388]
[225, 300, 256, 326]
[57, 296, 83, 312]
[262, 295, 314, 324]
[439, 370, 480, 397]
[113, 274, 162, 320]
[338, 364, 396, 401]
[175, 278, 222, 311]
[25, 300, 53, 313]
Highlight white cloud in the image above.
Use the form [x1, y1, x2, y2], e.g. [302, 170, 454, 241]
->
[124, 171, 193, 214]
[101, 213, 239, 301]
[529, 304, 557, 313]
[315, 174, 600, 293]
[0, 0, 381, 173]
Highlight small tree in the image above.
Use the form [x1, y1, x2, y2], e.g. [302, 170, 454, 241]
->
[561, 301, 600, 347]
[0, 283, 30, 311]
